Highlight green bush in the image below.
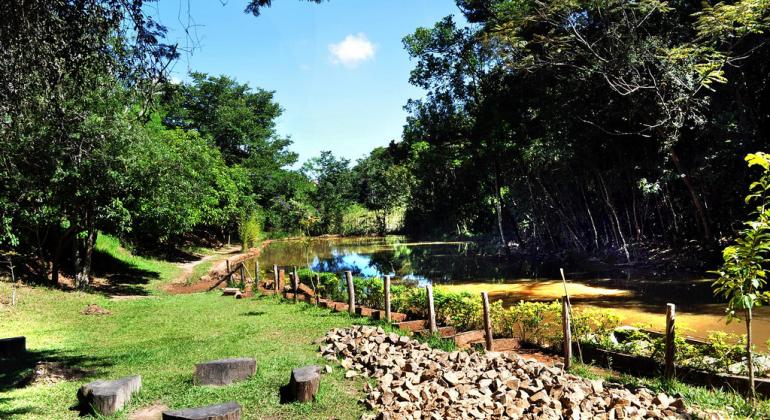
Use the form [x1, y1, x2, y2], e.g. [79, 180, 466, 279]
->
[435, 289, 483, 331]
[239, 210, 263, 250]
[296, 268, 344, 301]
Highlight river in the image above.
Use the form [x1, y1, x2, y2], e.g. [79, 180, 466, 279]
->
[251, 236, 770, 346]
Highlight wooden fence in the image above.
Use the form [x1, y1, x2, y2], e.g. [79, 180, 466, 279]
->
[210, 259, 767, 398]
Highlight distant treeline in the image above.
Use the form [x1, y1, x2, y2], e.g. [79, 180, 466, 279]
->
[2, 0, 770, 285]
[0, 1, 401, 285]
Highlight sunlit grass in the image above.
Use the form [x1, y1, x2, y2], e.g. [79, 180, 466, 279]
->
[94, 234, 181, 292]
[0, 290, 371, 419]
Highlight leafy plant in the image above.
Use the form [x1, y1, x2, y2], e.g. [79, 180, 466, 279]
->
[712, 152, 770, 400]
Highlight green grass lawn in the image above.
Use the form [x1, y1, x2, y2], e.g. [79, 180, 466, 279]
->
[2, 235, 766, 419]
[0, 289, 370, 419]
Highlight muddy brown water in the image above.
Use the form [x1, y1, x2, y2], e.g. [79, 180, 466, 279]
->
[248, 236, 770, 347]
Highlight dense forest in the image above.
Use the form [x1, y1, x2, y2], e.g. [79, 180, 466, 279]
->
[1, 0, 769, 285]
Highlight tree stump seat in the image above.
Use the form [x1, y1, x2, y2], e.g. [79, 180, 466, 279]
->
[194, 358, 256, 386]
[162, 402, 241, 420]
[289, 365, 321, 403]
[0, 336, 26, 358]
[77, 375, 142, 416]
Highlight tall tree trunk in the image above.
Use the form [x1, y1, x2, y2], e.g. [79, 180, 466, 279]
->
[663, 184, 679, 236]
[582, 187, 600, 251]
[493, 165, 510, 255]
[75, 212, 96, 287]
[51, 226, 75, 286]
[746, 307, 756, 402]
[668, 147, 711, 239]
[599, 173, 631, 263]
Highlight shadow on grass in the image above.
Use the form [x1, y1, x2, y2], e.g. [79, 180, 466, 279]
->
[0, 349, 113, 393]
[241, 311, 266, 317]
[90, 249, 158, 296]
[0, 349, 114, 417]
[0, 396, 35, 419]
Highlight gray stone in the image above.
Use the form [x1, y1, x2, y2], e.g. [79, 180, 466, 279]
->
[0, 336, 25, 358]
[194, 358, 256, 386]
[77, 375, 142, 416]
[162, 402, 241, 420]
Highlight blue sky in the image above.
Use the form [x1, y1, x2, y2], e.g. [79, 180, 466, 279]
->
[149, 0, 463, 166]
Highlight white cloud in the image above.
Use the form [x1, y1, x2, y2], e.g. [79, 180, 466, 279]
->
[329, 33, 375, 68]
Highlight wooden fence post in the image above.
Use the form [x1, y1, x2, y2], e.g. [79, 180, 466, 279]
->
[665, 303, 676, 379]
[481, 292, 494, 351]
[313, 274, 320, 306]
[562, 296, 572, 370]
[239, 263, 245, 288]
[226, 259, 233, 286]
[255, 260, 259, 283]
[273, 264, 278, 293]
[384, 275, 391, 323]
[345, 271, 355, 316]
[426, 284, 437, 334]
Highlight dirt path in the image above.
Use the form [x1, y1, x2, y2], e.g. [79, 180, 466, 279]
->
[161, 245, 241, 293]
[174, 245, 241, 283]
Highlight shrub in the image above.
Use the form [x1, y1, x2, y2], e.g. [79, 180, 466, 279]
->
[296, 268, 345, 301]
[572, 308, 621, 347]
[436, 289, 483, 331]
[239, 210, 263, 250]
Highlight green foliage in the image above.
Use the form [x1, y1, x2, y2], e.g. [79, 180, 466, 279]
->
[239, 210, 264, 250]
[395, 0, 770, 249]
[340, 204, 381, 236]
[296, 268, 345, 301]
[713, 153, 770, 320]
[126, 118, 239, 242]
[302, 151, 354, 234]
[353, 147, 414, 234]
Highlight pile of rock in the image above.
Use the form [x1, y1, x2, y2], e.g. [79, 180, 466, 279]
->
[320, 326, 691, 419]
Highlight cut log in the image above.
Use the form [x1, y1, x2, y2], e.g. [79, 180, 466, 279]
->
[390, 312, 408, 322]
[77, 375, 142, 416]
[162, 402, 241, 420]
[416, 326, 456, 338]
[0, 336, 26, 358]
[297, 282, 315, 296]
[234, 291, 243, 299]
[395, 320, 427, 332]
[453, 330, 486, 348]
[194, 358, 256, 386]
[290, 365, 321, 403]
[222, 288, 239, 296]
[356, 307, 376, 317]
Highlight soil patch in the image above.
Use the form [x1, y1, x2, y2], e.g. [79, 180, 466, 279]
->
[25, 361, 90, 386]
[82, 304, 111, 316]
[129, 403, 169, 420]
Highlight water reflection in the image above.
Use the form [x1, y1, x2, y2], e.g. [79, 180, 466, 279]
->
[251, 236, 770, 345]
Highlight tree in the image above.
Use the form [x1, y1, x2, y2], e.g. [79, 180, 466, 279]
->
[395, 0, 770, 256]
[124, 116, 239, 243]
[353, 147, 414, 234]
[0, 0, 176, 285]
[302, 151, 354, 234]
[713, 152, 770, 402]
